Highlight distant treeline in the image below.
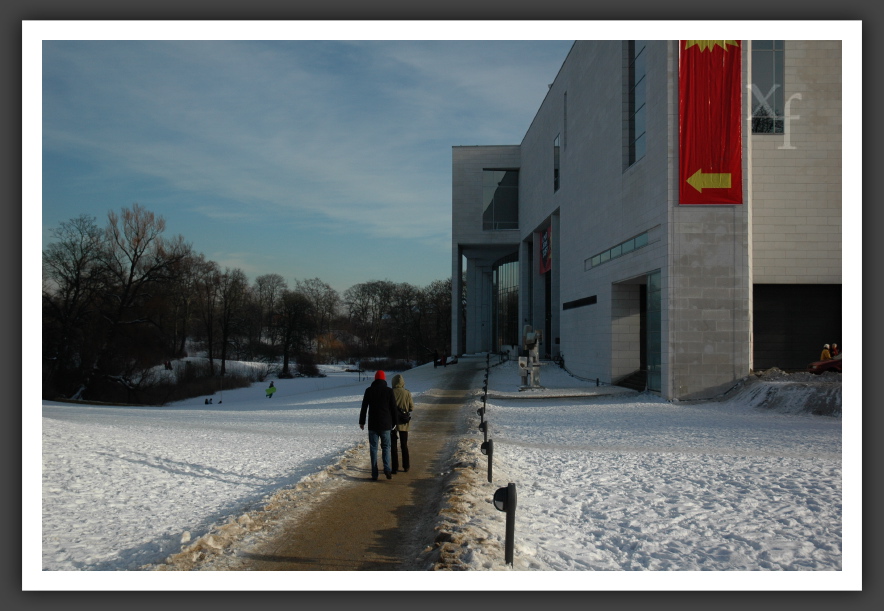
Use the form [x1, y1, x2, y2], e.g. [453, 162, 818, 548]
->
[42, 204, 455, 403]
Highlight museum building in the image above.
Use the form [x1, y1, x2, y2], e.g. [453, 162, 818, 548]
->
[450, 40, 842, 400]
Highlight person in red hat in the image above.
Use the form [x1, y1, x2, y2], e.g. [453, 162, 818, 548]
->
[359, 370, 400, 480]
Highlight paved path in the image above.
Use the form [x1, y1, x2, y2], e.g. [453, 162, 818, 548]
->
[232, 360, 484, 571]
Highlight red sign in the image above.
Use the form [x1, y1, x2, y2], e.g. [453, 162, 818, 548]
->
[538, 226, 552, 274]
[678, 40, 743, 205]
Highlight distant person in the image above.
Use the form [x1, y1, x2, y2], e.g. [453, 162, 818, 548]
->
[390, 374, 414, 474]
[434, 350, 439, 368]
[831, 343, 840, 358]
[359, 370, 399, 480]
[266, 381, 276, 398]
[820, 344, 832, 361]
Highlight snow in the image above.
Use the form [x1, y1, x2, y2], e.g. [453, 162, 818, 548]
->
[28, 356, 858, 591]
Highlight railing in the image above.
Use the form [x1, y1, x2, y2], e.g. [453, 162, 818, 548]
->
[553, 352, 609, 387]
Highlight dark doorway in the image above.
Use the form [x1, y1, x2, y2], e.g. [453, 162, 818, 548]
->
[544, 271, 552, 357]
[639, 283, 647, 370]
[753, 284, 842, 370]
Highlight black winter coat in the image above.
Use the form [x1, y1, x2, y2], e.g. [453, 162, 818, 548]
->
[359, 379, 399, 431]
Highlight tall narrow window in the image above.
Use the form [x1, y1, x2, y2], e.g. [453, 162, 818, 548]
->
[563, 91, 568, 149]
[751, 40, 785, 133]
[491, 253, 519, 350]
[482, 169, 519, 231]
[628, 40, 647, 165]
[553, 135, 560, 192]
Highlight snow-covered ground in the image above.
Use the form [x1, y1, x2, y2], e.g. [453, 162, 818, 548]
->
[422, 362, 846, 583]
[29, 356, 857, 591]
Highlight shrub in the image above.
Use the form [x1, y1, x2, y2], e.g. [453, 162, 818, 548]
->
[361, 357, 412, 373]
[296, 353, 324, 378]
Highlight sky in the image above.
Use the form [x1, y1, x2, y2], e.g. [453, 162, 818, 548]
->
[35, 24, 576, 294]
[32, 356, 853, 590]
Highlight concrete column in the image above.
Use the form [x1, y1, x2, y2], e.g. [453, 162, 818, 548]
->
[451, 247, 463, 356]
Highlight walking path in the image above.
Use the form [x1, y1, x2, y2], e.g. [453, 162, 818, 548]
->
[227, 359, 485, 571]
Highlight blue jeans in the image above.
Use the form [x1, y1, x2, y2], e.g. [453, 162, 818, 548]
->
[367, 429, 392, 478]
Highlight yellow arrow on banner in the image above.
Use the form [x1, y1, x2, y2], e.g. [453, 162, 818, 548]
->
[686, 168, 732, 193]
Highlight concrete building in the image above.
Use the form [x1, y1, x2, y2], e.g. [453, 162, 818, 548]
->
[451, 40, 842, 400]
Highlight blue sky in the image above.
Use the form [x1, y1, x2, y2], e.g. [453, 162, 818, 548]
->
[29, 20, 860, 299]
[36, 24, 577, 293]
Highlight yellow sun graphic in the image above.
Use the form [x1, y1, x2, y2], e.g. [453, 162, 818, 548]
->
[684, 40, 740, 51]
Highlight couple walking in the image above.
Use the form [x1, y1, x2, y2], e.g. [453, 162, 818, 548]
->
[358, 370, 414, 481]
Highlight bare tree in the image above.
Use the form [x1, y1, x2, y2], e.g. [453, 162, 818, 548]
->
[277, 289, 315, 377]
[343, 280, 396, 354]
[193, 256, 222, 374]
[253, 273, 288, 346]
[164, 250, 201, 359]
[70, 204, 187, 400]
[387, 282, 420, 360]
[42, 214, 106, 394]
[217, 267, 249, 375]
[294, 277, 340, 360]
[420, 278, 453, 357]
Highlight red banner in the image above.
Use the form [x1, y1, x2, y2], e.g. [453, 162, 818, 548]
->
[538, 226, 552, 274]
[678, 40, 743, 205]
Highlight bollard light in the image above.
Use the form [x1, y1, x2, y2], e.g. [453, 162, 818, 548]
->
[481, 439, 494, 482]
[493, 482, 517, 566]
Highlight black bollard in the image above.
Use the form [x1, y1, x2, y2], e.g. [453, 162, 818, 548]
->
[493, 483, 517, 566]
[481, 439, 493, 482]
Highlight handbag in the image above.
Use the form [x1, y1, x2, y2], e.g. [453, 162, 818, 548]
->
[398, 408, 411, 424]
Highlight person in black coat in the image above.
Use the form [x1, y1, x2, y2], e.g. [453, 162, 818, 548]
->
[359, 370, 399, 480]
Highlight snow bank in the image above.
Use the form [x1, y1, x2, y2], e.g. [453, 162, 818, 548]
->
[710, 368, 842, 417]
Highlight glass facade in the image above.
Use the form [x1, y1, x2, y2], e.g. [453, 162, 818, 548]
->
[751, 40, 785, 134]
[482, 169, 519, 231]
[628, 40, 647, 165]
[646, 270, 662, 392]
[491, 253, 520, 350]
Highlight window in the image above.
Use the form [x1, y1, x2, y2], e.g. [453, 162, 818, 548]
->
[482, 169, 519, 231]
[492, 253, 519, 349]
[628, 40, 647, 165]
[751, 41, 785, 134]
[585, 229, 652, 270]
[553, 135, 560, 192]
